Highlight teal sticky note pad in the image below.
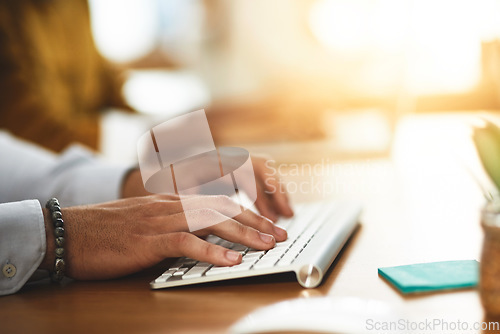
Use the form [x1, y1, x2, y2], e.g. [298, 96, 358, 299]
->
[378, 260, 479, 294]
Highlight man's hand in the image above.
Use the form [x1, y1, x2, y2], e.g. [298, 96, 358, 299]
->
[121, 156, 294, 222]
[39, 194, 287, 280]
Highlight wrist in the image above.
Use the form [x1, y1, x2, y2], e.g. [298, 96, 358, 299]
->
[121, 168, 148, 198]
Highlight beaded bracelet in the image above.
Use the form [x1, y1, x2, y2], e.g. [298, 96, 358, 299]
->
[45, 198, 66, 282]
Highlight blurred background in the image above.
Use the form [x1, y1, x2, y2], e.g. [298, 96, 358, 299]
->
[88, 0, 500, 163]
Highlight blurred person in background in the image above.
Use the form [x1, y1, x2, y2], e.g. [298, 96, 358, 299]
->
[0, 0, 133, 152]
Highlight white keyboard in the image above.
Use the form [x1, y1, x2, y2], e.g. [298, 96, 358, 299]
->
[150, 200, 361, 289]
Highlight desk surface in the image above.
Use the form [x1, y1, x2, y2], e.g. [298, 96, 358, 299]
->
[0, 113, 491, 333]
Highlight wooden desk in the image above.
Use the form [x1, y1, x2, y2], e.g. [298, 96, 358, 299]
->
[0, 113, 492, 333]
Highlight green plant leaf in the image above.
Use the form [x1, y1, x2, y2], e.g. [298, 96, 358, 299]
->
[473, 120, 500, 192]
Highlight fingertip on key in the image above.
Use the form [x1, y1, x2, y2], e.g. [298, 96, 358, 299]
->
[259, 232, 275, 244]
[225, 250, 241, 263]
[273, 224, 288, 240]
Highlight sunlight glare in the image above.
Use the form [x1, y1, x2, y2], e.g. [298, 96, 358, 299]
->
[309, 0, 500, 95]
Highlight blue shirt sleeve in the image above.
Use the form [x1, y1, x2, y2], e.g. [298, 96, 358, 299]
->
[0, 200, 45, 296]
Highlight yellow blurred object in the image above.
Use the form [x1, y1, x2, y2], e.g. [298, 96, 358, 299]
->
[0, 0, 132, 152]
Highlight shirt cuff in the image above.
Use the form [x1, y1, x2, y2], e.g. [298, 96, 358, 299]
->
[0, 200, 45, 296]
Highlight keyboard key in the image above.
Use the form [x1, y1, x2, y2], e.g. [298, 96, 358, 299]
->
[276, 217, 293, 230]
[205, 266, 231, 276]
[228, 261, 254, 272]
[163, 269, 177, 276]
[183, 262, 212, 279]
[241, 255, 260, 264]
[276, 256, 295, 267]
[228, 264, 253, 272]
[253, 257, 279, 270]
[284, 223, 304, 239]
[180, 258, 197, 266]
[155, 270, 175, 282]
[277, 249, 300, 266]
[154, 276, 170, 283]
[260, 247, 285, 260]
[265, 247, 286, 258]
[243, 252, 263, 260]
[246, 249, 265, 256]
[289, 240, 306, 255]
[275, 240, 293, 248]
[231, 244, 248, 252]
[224, 254, 260, 272]
[169, 263, 182, 270]
[205, 235, 220, 244]
[173, 267, 189, 276]
[219, 240, 234, 249]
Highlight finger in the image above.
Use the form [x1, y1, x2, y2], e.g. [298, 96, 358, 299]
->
[146, 205, 243, 235]
[179, 195, 286, 240]
[254, 181, 279, 222]
[126, 195, 185, 216]
[146, 212, 189, 234]
[231, 208, 287, 242]
[262, 177, 294, 218]
[155, 193, 181, 201]
[178, 195, 243, 218]
[146, 194, 229, 215]
[155, 232, 242, 266]
[254, 156, 294, 218]
[147, 204, 285, 244]
[183, 196, 287, 241]
[203, 216, 277, 250]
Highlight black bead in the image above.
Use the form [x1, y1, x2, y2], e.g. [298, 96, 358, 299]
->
[45, 198, 59, 209]
[52, 204, 61, 212]
[55, 237, 65, 247]
[54, 218, 64, 227]
[55, 248, 65, 258]
[54, 227, 64, 237]
[52, 211, 62, 220]
[54, 258, 65, 271]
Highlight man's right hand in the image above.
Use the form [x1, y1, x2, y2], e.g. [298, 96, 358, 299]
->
[39, 194, 287, 280]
